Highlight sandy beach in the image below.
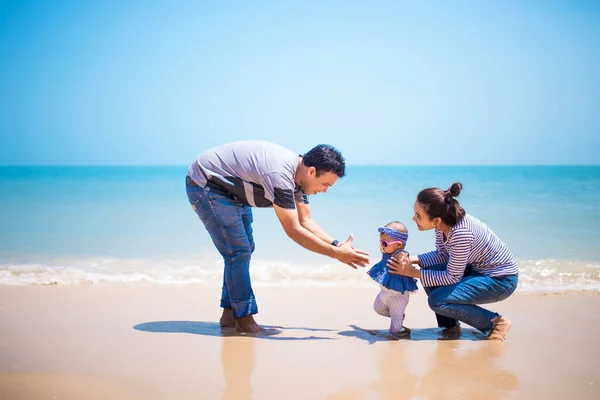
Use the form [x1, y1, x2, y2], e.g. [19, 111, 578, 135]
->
[1, 283, 599, 400]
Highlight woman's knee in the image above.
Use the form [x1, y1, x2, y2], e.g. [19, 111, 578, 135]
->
[427, 289, 448, 311]
[495, 275, 518, 302]
[423, 285, 436, 295]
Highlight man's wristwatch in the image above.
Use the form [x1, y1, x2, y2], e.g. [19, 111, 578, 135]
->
[331, 239, 340, 247]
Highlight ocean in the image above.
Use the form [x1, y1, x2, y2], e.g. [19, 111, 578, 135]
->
[1, 165, 599, 292]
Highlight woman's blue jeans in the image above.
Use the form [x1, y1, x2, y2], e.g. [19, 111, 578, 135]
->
[423, 264, 518, 335]
[186, 180, 257, 319]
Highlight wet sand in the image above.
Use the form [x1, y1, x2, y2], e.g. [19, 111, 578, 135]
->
[1, 284, 599, 399]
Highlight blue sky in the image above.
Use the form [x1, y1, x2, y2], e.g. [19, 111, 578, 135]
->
[1, 1, 598, 165]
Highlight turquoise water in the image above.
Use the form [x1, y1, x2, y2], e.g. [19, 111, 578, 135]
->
[1, 165, 599, 290]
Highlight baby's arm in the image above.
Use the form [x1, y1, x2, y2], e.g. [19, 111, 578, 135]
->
[393, 250, 420, 277]
[394, 250, 409, 263]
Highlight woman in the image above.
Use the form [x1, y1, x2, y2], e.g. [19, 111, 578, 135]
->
[387, 182, 518, 340]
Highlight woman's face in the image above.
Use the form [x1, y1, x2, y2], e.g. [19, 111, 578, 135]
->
[412, 201, 438, 231]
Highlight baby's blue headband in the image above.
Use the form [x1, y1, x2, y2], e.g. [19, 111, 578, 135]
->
[378, 227, 409, 245]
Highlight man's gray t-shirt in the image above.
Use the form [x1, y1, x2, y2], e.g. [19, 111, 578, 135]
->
[187, 141, 309, 209]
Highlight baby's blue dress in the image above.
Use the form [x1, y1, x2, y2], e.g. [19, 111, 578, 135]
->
[367, 250, 419, 293]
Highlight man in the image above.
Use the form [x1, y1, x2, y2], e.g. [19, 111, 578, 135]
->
[186, 141, 370, 333]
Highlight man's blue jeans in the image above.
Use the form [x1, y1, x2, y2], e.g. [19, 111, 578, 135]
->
[423, 264, 518, 335]
[186, 180, 257, 319]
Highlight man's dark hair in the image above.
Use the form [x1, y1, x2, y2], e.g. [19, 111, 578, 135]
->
[302, 144, 346, 177]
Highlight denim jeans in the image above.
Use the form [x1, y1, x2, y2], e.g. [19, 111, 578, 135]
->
[423, 263, 518, 335]
[186, 179, 257, 319]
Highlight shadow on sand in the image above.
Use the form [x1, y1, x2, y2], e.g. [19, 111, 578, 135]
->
[337, 324, 484, 344]
[134, 321, 335, 341]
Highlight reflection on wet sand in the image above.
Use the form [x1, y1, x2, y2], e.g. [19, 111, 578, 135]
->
[327, 336, 519, 400]
[220, 337, 256, 400]
[370, 342, 419, 400]
[415, 342, 519, 400]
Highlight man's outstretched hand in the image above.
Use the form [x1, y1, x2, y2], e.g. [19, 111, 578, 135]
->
[336, 233, 370, 269]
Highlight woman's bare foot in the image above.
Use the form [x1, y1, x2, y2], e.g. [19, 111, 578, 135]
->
[235, 315, 264, 333]
[439, 325, 462, 340]
[441, 325, 461, 334]
[488, 316, 512, 341]
[219, 308, 236, 328]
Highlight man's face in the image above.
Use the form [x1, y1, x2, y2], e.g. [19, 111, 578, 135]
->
[302, 168, 339, 195]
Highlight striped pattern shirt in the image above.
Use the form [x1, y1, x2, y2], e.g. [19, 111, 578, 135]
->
[418, 213, 518, 287]
[187, 141, 309, 209]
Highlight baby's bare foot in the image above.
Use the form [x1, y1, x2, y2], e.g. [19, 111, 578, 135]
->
[387, 327, 411, 340]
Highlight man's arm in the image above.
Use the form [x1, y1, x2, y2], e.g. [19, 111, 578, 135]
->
[273, 204, 370, 269]
[296, 201, 335, 244]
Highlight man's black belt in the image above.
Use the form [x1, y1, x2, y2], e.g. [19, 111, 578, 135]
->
[187, 175, 237, 200]
[186, 176, 199, 186]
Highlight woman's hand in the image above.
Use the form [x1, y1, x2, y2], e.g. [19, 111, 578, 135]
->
[387, 252, 420, 278]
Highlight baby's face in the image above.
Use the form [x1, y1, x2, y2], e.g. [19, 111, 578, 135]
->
[379, 233, 402, 254]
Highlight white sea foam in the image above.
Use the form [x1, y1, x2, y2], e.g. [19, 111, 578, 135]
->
[1, 255, 599, 292]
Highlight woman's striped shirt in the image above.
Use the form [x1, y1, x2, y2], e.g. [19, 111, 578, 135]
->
[418, 213, 518, 287]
